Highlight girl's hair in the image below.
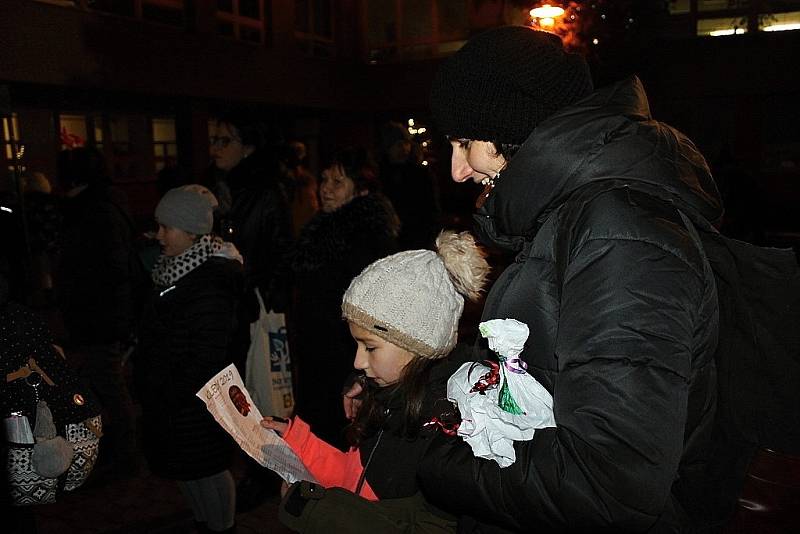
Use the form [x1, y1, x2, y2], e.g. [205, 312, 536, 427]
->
[345, 357, 436, 445]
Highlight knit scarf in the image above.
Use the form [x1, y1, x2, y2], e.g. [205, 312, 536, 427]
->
[151, 234, 235, 287]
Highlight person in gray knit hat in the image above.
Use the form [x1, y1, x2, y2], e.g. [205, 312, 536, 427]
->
[261, 231, 489, 533]
[138, 184, 244, 533]
[421, 24, 725, 533]
[155, 185, 216, 238]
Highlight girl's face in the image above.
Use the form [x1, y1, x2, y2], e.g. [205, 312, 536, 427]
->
[210, 122, 254, 172]
[449, 139, 507, 184]
[349, 322, 415, 386]
[156, 223, 195, 257]
[319, 163, 359, 213]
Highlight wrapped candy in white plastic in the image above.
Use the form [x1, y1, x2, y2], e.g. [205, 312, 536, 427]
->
[447, 318, 555, 467]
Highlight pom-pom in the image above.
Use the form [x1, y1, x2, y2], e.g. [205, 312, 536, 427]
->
[436, 230, 490, 302]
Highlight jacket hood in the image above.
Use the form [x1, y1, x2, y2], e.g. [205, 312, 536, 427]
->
[476, 76, 724, 251]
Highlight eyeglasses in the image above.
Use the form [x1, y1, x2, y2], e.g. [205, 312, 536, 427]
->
[209, 135, 240, 148]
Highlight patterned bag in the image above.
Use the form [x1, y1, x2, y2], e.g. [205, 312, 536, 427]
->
[63, 415, 102, 492]
[6, 414, 102, 505]
[2, 301, 102, 506]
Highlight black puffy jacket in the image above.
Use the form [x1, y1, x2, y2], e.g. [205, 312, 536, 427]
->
[135, 256, 243, 480]
[419, 77, 724, 533]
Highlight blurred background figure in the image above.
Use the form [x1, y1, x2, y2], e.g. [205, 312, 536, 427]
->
[282, 140, 319, 237]
[20, 171, 61, 309]
[135, 186, 243, 534]
[208, 111, 294, 511]
[378, 121, 441, 250]
[53, 146, 143, 478]
[291, 146, 399, 449]
[209, 112, 293, 334]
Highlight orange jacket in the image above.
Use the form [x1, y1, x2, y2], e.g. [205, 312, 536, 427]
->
[283, 416, 378, 501]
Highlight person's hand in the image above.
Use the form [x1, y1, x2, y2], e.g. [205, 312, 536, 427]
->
[342, 381, 363, 420]
[260, 416, 289, 436]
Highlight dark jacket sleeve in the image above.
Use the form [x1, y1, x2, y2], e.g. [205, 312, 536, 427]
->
[420, 225, 708, 531]
[98, 203, 136, 341]
[249, 185, 294, 314]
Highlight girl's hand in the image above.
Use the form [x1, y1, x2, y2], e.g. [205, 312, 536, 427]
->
[342, 381, 363, 420]
[260, 416, 289, 436]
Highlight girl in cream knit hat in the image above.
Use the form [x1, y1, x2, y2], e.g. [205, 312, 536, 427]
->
[261, 230, 489, 533]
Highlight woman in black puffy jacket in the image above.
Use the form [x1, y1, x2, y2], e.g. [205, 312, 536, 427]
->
[419, 27, 724, 533]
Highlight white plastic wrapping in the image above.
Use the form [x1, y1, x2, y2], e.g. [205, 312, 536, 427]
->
[447, 319, 555, 467]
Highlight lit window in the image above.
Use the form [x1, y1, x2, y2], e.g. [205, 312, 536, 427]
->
[152, 117, 178, 172]
[697, 17, 748, 36]
[2, 114, 22, 173]
[668, 0, 690, 15]
[59, 114, 87, 149]
[92, 115, 105, 152]
[216, 0, 266, 44]
[760, 11, 800, 32]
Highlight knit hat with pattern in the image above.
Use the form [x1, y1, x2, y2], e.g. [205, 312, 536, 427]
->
[155, 185, 217, 235]
[342, 231, 490, 359]
[430, 26, 594, 145]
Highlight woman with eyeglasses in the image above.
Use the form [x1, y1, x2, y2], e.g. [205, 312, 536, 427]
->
[208, 112, 293, 338]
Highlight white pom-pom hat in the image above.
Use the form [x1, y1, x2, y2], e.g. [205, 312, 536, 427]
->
[341, 231, 490, 359]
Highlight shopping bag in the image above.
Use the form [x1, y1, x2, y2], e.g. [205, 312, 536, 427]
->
[245, 290, 295, 418]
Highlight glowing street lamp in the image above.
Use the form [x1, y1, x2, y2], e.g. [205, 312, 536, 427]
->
[530, 3, 565, 28]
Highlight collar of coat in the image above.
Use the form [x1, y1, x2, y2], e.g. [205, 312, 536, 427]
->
[475, 76, 724, 252]
[292, 193, 399, 272]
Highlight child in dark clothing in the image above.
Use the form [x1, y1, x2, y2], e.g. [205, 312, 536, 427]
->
[261, 230, 490, 533]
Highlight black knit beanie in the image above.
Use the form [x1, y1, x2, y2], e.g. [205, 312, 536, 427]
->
[430, 26, 594, 145]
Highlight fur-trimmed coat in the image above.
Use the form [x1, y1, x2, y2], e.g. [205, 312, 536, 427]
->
[291, 193, 399, 448]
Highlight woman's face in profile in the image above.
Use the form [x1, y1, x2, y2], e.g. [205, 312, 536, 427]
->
[210, 122, 251, 172]
[319, 164, 358, 213]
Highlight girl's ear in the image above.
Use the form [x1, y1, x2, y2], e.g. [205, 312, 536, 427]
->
[357, 189, 369, 197]
[243, 145, 256, 158]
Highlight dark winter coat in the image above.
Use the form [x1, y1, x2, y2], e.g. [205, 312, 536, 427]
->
[291, 193, 399, 447]
[135, 256, 243, 481]
[222, 154, 294, 315]
[419, 77, 724, 533]
[55, 185, 141, 345]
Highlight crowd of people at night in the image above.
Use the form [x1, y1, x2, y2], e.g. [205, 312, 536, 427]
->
[2, 25, 798, 534]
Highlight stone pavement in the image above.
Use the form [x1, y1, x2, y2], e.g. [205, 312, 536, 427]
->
[26, 455, 294, 534]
